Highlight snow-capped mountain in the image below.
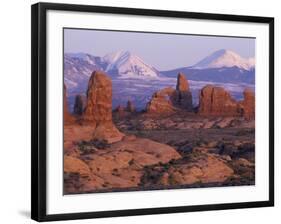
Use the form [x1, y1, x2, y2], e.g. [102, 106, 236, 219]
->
[103, 51, 160, 77]
[192, 49, 255, 71]
[162, 49, 255, 84]
[64, 53, 107, 89]
[64, 51, 162, 111]
[64, 49, 255, 111]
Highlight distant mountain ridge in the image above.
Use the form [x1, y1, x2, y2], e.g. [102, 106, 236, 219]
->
[191, 49, 255, 71]
[64, 49, 255, 93]
[161, 66, 255, 84]
[161, 49, 255, 84]
[103, 50, 160, 77]
[64, 53, 107, 90]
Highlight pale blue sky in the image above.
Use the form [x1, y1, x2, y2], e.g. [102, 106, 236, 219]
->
[64, 28, 255, 71]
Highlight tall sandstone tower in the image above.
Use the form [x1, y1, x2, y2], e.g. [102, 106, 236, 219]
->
[175, 72, 193, 111]
[83, 71, 124, 143]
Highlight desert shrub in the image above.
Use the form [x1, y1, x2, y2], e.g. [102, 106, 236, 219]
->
[128, 159, 135, 166]
[162, 163, 170, 171]
[88, 139, 110, 149]
[77, 139, 110, 154]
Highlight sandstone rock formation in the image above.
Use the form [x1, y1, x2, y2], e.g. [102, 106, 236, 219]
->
[159, 153, 234, 186]
[176, 72, 190, 91]
[83, 71, 112, 122]
[198, 85, 255, 119]
[146, 73, 193, 114]
[83, 71, 124, 143]
[64, 137, 181, 192]
[73, 94, 86, 115]
[64, 155, 91, 177]
[64, 83, 74, 124]
[64, 69, 255, 194]
[126, 100, 135, 112]
[64, 155, 105, 193]
[175, 72, 193, 111]
[92, 122, 124, 144]
[239, 88, 255, 120]
[114, 105, 126, 118]
[146, 87, 177, 114]
[198, 85, 240, 116]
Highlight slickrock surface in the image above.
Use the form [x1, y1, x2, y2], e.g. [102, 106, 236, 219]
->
[64, 137, 182, 193]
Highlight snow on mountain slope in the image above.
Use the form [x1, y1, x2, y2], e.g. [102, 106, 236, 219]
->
[64, 53, 106, 89]
[192, 49, 255, 71]
[103, 50, 160, 77]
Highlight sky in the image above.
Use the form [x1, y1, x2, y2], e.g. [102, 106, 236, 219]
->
[64, 28, 255, 71]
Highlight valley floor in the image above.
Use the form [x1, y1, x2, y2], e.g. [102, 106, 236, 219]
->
[64, 112, 255, 194]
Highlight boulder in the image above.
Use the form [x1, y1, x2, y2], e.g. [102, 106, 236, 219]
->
[198, 85, 240, 116]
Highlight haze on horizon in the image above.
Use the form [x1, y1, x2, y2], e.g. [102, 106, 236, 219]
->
[64, 28, 255, 71]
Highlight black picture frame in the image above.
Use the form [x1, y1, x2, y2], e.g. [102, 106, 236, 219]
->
[31, 2, 274, 222]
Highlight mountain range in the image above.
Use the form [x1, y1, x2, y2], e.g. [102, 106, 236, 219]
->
[64, 49, 255, 90]
[64, 49, 255, 111]
[162, 49, 255, 84]
[191, 49, 254, 70]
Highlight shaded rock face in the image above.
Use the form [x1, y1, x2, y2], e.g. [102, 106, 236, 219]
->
[198, 85, 240, 116]
[240, 88, 255, 120]
[146, 87, 177, 114]
[83, 71, 124, 143]
[73, 94, 86, 115]
[175, 73, 193, 111]
[175, 91, 193, 111]
[64, 84, 74, 124]
[126, 100, 135, 112]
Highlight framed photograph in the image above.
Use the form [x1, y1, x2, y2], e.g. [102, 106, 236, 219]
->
[31, 2, 274, 222]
